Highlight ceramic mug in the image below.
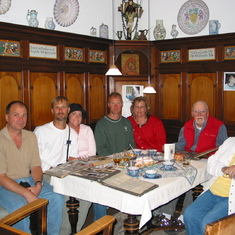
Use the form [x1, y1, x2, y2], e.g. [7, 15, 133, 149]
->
[145, 169, 158, 179]
[162, 161, 174, 171]
[209, 20, 221, 35]
[127, 166, 139, 177]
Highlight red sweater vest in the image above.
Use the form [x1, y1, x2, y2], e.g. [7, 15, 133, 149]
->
[184, 116, 223, 153]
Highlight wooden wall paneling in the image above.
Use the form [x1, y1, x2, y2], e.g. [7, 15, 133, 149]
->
[65, 73, 85, 106]
[187, 73, 216, 117]
[88, 74, 106, 123]
[0, 72, 23, 129]
[160, 74, 181, 120]
[30, 72, 59, 129]
[223, 91, 235, 124]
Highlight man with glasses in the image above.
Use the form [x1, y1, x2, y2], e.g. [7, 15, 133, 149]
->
[175, 100, 227, 152]
[152, 100, 228, 227]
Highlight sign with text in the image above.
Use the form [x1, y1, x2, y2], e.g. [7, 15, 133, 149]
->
[29, 43, 57, 59]
[188, 48, 215, 61]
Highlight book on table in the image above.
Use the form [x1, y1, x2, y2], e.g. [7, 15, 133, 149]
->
[45, 156, 158, 196]
[44, 156, 113, 178]
[177, 147, 218, 160]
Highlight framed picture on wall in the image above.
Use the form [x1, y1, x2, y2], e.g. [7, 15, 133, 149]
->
[121, 54, 140, 75]
[65, 47, 84, 61]
[188, 48, 215, 61]
[121, 85, 144, 117]
[224, 72, 235, 91]
[224, 46, 235, 60]
[89, 49, 106, 63]
[29, 43, 58, 59]
[0, 40, 20, 57]
[160, 50, 180, 63]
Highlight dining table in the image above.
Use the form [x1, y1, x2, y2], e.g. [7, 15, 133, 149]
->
[50, 158, 211, 234]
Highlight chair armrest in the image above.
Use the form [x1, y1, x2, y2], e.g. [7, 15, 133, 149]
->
[205, 212, 235, 235]
[75, 215, 115, 235]
[0, 198, 48, 226]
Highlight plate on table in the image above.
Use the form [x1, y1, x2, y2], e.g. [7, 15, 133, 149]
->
[143, 174, 162, 179]
[177, 0, 209, 35]
[160, 166, 177, 171]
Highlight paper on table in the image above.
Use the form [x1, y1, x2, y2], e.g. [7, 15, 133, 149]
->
[164, 144, 175, 160]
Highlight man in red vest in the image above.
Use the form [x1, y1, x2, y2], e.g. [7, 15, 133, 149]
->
[152, 100, 228, 227]
[176, 100, 227, 153]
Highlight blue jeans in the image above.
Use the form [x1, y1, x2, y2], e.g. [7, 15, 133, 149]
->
[184, 190, 228, 235]
[93, 203, 107, 221]
[0, 176, 64, 235]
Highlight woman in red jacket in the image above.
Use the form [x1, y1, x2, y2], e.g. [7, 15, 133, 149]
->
[127, 96, 166, 152]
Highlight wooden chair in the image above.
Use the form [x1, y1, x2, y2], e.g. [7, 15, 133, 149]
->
[75, 215, 115, 235]
[0, 198, 115, 235]
[205, 213, 235, 235]
[0, 198, 48, 235]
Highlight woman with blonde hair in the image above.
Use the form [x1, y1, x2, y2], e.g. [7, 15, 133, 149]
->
[128, 96, 166, 152]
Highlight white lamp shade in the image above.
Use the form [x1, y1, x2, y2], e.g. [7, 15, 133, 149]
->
[143, 85, 156, 94]
[105, 65, 122, 76]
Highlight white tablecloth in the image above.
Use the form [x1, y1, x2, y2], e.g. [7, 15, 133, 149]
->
[50, 159, 211, 228]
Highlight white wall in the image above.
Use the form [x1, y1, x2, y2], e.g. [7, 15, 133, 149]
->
[0, 0, 234, 40]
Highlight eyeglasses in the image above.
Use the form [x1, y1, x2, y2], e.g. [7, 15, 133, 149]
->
[193, 110, 207, 115]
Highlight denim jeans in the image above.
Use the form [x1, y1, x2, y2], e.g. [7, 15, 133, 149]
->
[0, 176, 64, 235]
[93, 203, 107, 221]
[184, 190, 228, 235]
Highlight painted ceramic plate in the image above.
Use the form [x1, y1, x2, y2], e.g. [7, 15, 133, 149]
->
[177, 0, 209, 35]
[0, 0, 11, 15]
[53, 0, 79, 27]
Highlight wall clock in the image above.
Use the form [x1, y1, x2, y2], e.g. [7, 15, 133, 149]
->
[177, 0, 209, 35]
[53, 0, 79, 27]
[0, 0, 11, 15]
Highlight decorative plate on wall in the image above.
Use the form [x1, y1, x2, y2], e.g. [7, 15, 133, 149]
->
[0, 0, 11, 15]
[177, 0, 209, 35]
[53, 0, 79, 27]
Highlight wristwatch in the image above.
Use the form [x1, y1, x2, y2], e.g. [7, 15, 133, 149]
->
[35, 181, 43, 186]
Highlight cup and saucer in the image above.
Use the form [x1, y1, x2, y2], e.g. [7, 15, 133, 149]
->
[143, 169, 162, 179]
[127, 166, 140, 178]
[160, 161, 177, 171]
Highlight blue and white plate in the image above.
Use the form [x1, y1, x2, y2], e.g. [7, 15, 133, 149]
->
[160, 166, 177, 171]
[143, 174, 162, 179]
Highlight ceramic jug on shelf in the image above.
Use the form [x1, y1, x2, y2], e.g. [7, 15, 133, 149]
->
[209, 20, 221, 35]
[45, 17, 55, 30]
[27, 10, 39, 27]
[170, 24, 179, 38]
[138, 29, 148, 40]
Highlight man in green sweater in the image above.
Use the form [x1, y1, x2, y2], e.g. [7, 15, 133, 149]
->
[95, 92, 135, 156]
[94, 92, 135, 220]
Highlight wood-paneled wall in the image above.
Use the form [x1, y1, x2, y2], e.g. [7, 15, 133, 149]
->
[0, 22, 235, 142]
[0, 22, 110, 130]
